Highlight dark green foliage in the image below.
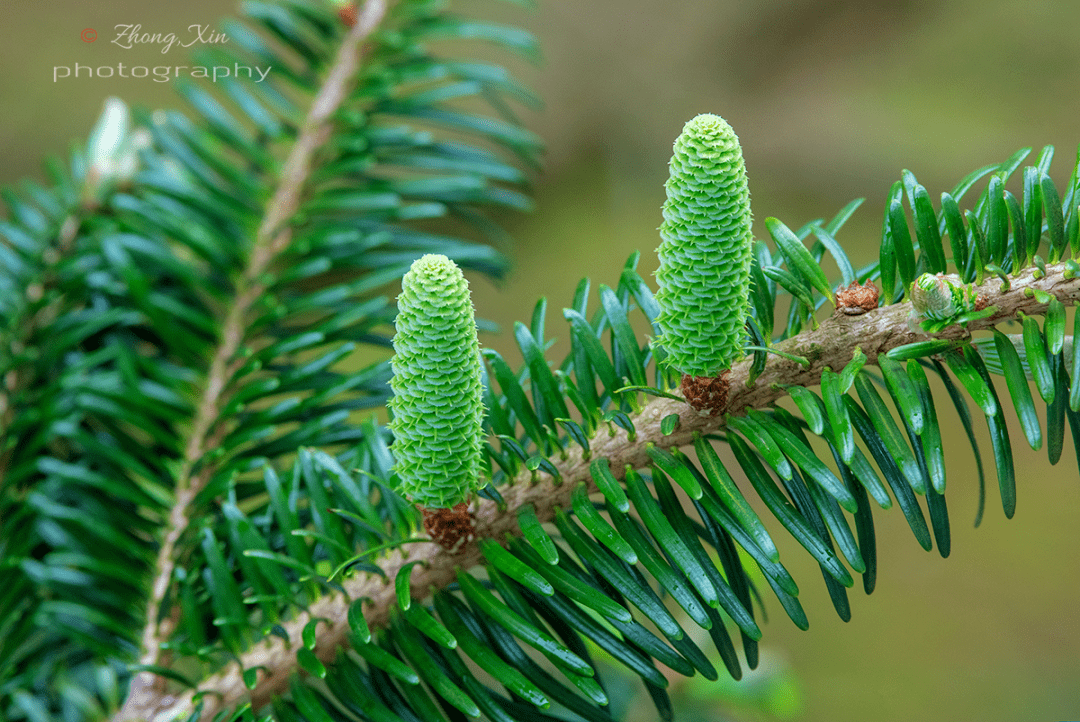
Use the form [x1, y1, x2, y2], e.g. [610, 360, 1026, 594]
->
[0, 0, 537, 719]
[5, 2, 1080, 722]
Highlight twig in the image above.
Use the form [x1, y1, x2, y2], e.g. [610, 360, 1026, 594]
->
[131, 261, 1080, 720]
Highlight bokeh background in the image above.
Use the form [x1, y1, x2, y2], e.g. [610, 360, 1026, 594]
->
[3, 1, 1080, 720]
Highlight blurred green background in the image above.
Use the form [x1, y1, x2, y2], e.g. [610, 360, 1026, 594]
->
[3, 1, 1080, 721]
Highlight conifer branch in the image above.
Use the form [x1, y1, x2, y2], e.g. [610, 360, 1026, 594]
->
[131, 261, 1080, 721]
[118, 2, 392, 719]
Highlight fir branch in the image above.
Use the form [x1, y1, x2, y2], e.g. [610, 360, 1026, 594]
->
[119, 2, 392, 719]
[132, 260, 1080, 721]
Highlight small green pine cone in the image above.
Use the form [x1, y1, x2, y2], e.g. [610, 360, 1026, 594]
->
[389, 254, 485, 509]
[654, 114, 754, 377]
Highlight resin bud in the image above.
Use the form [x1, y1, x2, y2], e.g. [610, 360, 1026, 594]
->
[654, 114, 754, 378]
[389, 254, 484, 510]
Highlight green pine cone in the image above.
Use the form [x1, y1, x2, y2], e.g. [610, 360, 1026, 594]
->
[389, 254, 485, 509]
[654, 114, 754, 377]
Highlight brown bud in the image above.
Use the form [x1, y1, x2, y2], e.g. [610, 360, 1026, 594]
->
[420, 503, 475, 553]
[680, 371, 730, 415]
[337, 3, 358, 27]
[835, 280, 879, 315]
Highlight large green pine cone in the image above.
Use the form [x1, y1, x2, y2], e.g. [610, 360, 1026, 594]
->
[654, 114, 753, 377]
[389, 254, 484, 509]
